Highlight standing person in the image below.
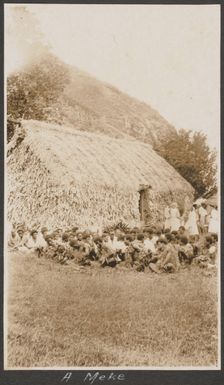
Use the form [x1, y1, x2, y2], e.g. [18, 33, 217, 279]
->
[185, 205, 199, 237]
[208, 205, 218, 234]
[164, 205, 171, 230]
[169, 202, 181, 232]
[181, 195, 192, 227]
[198, 203, 208, 234]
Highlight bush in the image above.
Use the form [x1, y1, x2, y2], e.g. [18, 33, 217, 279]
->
[7, 54, 70, 124]
[155, 129, 217, 197]
[103, 221, 130, 234]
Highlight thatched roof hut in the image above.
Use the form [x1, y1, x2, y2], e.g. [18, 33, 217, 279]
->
[7, 120, 194, 229]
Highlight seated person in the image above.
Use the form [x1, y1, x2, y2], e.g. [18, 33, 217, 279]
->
[178, 226, 188, 237]
[144, 230, 156, 254]
[45, 236, 57, 259]
[37, 228, 48, 248]
[157, 234, 180, 273]
[15, 227, 29, 253]
[41, 227, 49, 240]
[74, 238, 92, 266]
[82, 233, 98, 260]
[122, 235, 135, 267]
[25, 230, 44, 256]
[132, 233, 151, 271]
[55, 245, 68, 265]
[8, 227, 20, 251]
[178, 236, 194, 265]
[205, 235, 217, 265]
[62, 232, 69, 244]
[152, 228, 162, 245]
[115, 235, 127, 261]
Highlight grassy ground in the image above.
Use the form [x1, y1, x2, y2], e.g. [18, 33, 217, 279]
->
[6, 253, 218, 368]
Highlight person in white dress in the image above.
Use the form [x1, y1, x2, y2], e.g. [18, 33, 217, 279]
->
[25, 229, 46, 256]
[198, 203, 208, 234]
[185, 205, 199, 236]
[208, 206, 218, 234]
[169, 202, 181, 232]
[180, 196, 191, 227]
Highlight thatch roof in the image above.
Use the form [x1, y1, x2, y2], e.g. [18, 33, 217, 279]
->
[17, 120, 193, 193]
[7, 120, 194, 228]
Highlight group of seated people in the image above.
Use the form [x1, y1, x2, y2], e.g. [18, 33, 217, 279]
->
[8, 222, 218, 273]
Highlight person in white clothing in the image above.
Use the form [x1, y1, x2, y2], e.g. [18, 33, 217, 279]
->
[26, 230, 46, 256]
[143, 229, 156, 253]
[16, 228, 29, 253]
[185, 205, 199, 237]
[164, 206, 171, 230]
[169, 202, 181, 232]
[115, 236, 127, 253]
[144, 237, 156, 254]
[208, 205, 218, 234]
[198, 203, 208, 234]
[37, 231, 48, 248]
[106, 232, 117, 251]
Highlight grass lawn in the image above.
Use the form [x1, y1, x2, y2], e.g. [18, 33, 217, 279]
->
[6, 253, 218, 368]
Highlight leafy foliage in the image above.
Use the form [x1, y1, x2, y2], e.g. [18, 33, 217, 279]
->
[7, 54, 70, 122]
[155, 129, 217, 197]
[103, 221, 131, 234]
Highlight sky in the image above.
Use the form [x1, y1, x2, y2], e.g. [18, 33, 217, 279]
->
[5, 4, 220, 149]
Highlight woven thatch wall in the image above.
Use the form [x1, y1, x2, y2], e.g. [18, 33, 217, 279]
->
[7, 120, 194, 229]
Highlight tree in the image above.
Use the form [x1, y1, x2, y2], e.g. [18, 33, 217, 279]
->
[7, 53, 70, 122]
[155, 129, 217, 197]
[6, 6, 71, 137]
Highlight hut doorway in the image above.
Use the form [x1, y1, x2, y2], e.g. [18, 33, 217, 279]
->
[138, 184, 152, 224]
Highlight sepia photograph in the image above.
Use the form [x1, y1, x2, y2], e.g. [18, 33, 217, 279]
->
[4, 3, 220, 370]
